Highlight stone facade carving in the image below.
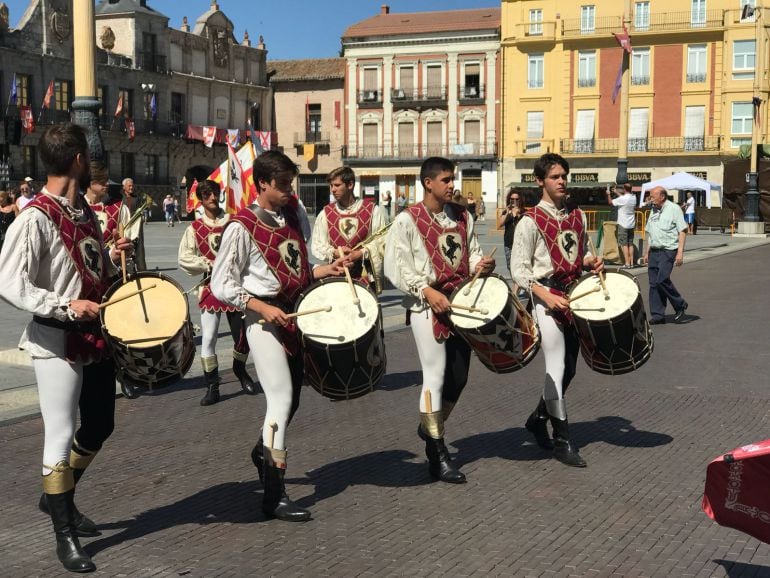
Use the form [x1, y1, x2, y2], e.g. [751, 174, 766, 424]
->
[212, 27, 229, 68]
[49, 5, 72, 43]
[100, 26, 116, 51]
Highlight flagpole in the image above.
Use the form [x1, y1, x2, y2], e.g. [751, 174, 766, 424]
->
[616, 0, 633, 185]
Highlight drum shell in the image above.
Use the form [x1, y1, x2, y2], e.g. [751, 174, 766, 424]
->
[570, 270, 653, 375]
[295, 278, 386, 400]
[101, 272, 196, 389]
[450, 274, 540, 374]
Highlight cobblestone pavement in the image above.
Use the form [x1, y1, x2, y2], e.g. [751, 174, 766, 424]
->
[2, 237, 770, 576]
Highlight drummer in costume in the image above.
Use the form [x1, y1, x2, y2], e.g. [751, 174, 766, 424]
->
[310, 166, 388, 291]
[178, 179, 259, 405]
[384, 157, 494, 483]
[511, 153, 603, 468]
[211, 150, 345, 521]
[0, 124, 133, 572]
[84, 161, 119, 237]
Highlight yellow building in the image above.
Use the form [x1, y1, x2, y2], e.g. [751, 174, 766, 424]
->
[501, 0, 764, 206]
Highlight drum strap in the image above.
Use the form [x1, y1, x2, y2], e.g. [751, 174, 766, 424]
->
[33, 315, 100, 334]
[33, 316, 106, 364]
[254, 207, 280, 228]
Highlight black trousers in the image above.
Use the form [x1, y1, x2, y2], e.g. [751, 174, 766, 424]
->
[75, 358, 117, 453]
[442, 334, 472, 405]
[225, 311, 249, 355]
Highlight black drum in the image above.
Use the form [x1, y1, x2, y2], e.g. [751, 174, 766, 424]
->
[294, 277, 386, 400]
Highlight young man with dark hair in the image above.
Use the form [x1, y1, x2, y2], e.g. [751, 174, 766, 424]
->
[178, 179, 258, 406]
[211, 150, 344, 522]
[511, 153, 603, 468]
[310, 165, 388, 292]
[384, 156, 494, 483]
[607, 181, 637, 268]
[0, 124, 133, 572]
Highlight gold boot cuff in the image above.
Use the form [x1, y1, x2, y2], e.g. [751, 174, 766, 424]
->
[201, 355, 219, 372]
[70, 442, 97, 471]
[232, 350, 248, 363]
[42, 462, 75, 494]
[264, 447, 287, 469]
[442, 401, 456, 423]
[420, 411, 445, 440]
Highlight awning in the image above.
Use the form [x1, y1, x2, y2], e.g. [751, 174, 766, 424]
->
[506, 181, 614, 189]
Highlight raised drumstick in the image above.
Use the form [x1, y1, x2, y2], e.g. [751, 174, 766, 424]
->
[257, 306, 332, 325]
[450, 303, 489, 315]
[338, 246, 360, 306]
[586, 235, 608, 298]
[567, 286, 601, 304]
[99, 284, 157, 309]
[463, 247, 497, 296]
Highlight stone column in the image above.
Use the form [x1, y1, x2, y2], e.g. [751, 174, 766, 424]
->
[383, 56, 393, 156]
[347, 58, 358, 154]
[71, 0, 104, 161]
[485, 50, 497, 155]
[447, 53, 458, 149]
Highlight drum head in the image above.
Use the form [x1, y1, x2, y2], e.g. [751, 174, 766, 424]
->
[295, 278, 379, 345]
[450, 274, 510, 329]
[102, 273, 188, 348]
[570, 271, 640, 322]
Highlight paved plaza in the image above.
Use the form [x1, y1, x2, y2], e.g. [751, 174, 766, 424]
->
[2, 222, 770, 576]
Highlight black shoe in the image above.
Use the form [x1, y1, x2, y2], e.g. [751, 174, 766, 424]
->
[251, 437, 264, 484]
[39, 494, 99, 537]
[233, 359, 259, 395]
[262, 464, 311, 522]
[200, 369, 220, 406]
[525, 398, 554, 450]
[650, 318, 666, 325]
[424, 436, 466, 484]
[46, 491, 96, 573]
[120, 380, 141, 399]
[550, 417, 587, 468]
[674, 302, 689, 322]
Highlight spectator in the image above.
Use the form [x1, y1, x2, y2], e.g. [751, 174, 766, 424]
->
[0, 190, 18, 254]
[477, 194, 486, 221]
[466, 192, 476, 219]
[382, 190, 392, 217]
[682, 191, 696, 234]
[163, 194, 176, 227]
[117, 178, 147, 271]
[24, 176, 36, 194]
[396, 192, 408, 214]
[497, 188, 524, 274]
[15, 181, 35, 211]
[453, 190, 467, 207]
[606, 182, 637, 268]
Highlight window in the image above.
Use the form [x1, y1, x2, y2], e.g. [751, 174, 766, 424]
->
[631, 48, 650, 85]
[578, 51, 596, 87]
[171, 92, 185, 123]
[397, 66, 414, 99]
[118, 88, 133, 117]
[397, 122, 414, 157]
[54, 80, 71, 112]
[250, 103, 261, 131]
[687, 44, 707, 83]
[733, 40, 755, 79]
[526, 111, 544, 154]
[528, 54, 544, 89]
[574, 109, 596, 153]
[692, 0, 706, 27]
[629, 108, 649, 152]
[143, 91, 158, 121]
[684, 106, 705, 150]
[16, 74, 31, 107]
[731, 101, 753, 147]
[581, 5, 596, 33]
[362, 67, 378, 101]
[426, 121, 443, 155]
[121, 152, 135, 179]
[22, 146, 36, 179]
[426, 65, 443, 99]
[98, 86, 108, 121]
[308, 103, 321, 137]
[463, 63, 481, 98]
[362, 123, 378, 157]
[741, 0, 756, 22]
[529, 9, 543, 35]
[635, 2, 650, 31]
[464, 120, 480, 153]
[141, 32, 158, 71]
[145, 154, 159, 184]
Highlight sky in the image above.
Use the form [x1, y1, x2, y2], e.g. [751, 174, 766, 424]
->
[5, 0, 498, 60]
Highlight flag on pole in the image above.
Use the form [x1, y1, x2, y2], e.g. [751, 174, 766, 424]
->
[258, 131, 271, 151]
[611, 62, 624, 104]
[613, 25, 632, 54]
[125, 118, 135, 141]
[114, 93, 124, 117]
[202, 126, 217, 148]
[248, 119, 261, 153]
[9, 73, 17, 105]
[20, 106, 34, 134]
[303, 143, 316, 162]
[42, 80, 54, 110]
[224, 143, 246, 214]
[186, 179, 200, 214]
[741, 4, 757, 20]
[150, 93, 158, 120]
[204, 143, 257, 211]
[226, 129, 240, 148]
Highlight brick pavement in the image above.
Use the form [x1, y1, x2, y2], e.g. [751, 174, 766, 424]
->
[2, 244, 770, 576]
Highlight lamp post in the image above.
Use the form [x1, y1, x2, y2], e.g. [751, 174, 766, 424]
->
[616, 0, 633, 185]
[71, 0, 103, 161]
[744, 1, 765, 223]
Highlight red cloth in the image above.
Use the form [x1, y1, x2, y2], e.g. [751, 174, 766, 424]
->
[324, 200, 374, 284]
[191, 219, 237, 313]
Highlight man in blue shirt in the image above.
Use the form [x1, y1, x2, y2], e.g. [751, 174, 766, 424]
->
[643, 186, 689, 324]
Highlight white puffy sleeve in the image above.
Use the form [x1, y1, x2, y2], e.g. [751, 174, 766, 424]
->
[210, 223, 252, 311]
[178, 225, 210, 277]
[310, 208, 335, 262]
[384, 212, 430, 299]
[511, 216, 539, 289]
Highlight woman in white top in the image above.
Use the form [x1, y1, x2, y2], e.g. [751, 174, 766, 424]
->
[682, 191, 696, 234]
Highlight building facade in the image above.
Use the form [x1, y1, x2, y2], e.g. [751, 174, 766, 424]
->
[268, 58, 345, 215]
[0, 0, 272, 213]
[341, 5, 501, 214]
[501, 0, 762, 206]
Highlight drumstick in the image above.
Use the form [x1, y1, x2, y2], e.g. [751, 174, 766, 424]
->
[567, 286, 601, 304]
[99, 284, 157, 309]
[463, 247, 497, 296]
[586, 235, 608, 298]
[450, 303, 490, 315]
[257, 306, 332, 325]
[424, 390, 432, 413]
[133, 275, 151, 324]
[118, 224, 127, 284]
[338, 247, 360, 306]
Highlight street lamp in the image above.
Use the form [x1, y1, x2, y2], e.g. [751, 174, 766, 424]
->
[743, 2, 765, 225]
[70, 0, 103, 161]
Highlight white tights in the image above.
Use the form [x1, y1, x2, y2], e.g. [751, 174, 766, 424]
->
[200, 309, 222, 358]
[410, 309, 445, 413]
[533, 297, 567, 401]
[33, 357, 82, 475]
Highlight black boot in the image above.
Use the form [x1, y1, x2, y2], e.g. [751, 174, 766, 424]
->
[420, 411, 466, 484]
[250, 436, 264, 484]
[39, 447, 99, 537]
[233, 357, 259, 395]
[525, 397, 554, 450]
[547, 400, 586, 468]
[262, 448, 311, 522]
[200, 356, 221, 406]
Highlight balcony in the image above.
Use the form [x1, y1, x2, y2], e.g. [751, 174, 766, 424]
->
[342, 140, 497, 162]
[390, 86, 448, 109]
[98, 114, 182, 137]
[97, 52, 133, 68]
[358, 89, 382, 107]
[294, 131, 330, 145]
[513, 139, 554, 155]
[686, 72, 707, 83]
[511, 21, 557, 42]
[631, 75, 650, 86]
[38, 109, 72, 125]
[562, 16, 621, 38]
[629, 10, 724, 33]
[459, 84, 485, 102]
[577, 77, 596, 88]
[560, 136, 721, 154]
[137, 52, 167, 74]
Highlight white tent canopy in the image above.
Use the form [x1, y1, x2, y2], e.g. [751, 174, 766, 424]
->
[640, 172, 720, 208]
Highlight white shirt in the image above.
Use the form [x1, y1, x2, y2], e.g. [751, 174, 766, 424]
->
[178, 212, 229, 277]
[384, 203, 483, 312]
[16, 194, 35, 210]
[311, 198, 389, 262]
[612, 193, 637, 229]
[0, 192, 116, 359]
[685, 196, 695, 215]
[210, 203, 311, 311]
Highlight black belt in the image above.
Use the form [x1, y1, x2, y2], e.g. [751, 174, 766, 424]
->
[536, 277, 568, 292]
[33, 315, 100, 333]
[649, 247, 674, 252]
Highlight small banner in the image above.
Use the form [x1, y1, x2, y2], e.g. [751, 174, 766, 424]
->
[202, 126, 217, 148]
[125, 118, 135, 142]
[303, 143, 316, 162]
[20, 106, 35, 134]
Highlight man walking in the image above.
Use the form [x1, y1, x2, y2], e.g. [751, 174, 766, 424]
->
[643, 186, 689, 325]
[606, 182, 637, 268]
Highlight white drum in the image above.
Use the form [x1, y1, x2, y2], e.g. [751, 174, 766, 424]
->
[294, 278, 386, 399]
